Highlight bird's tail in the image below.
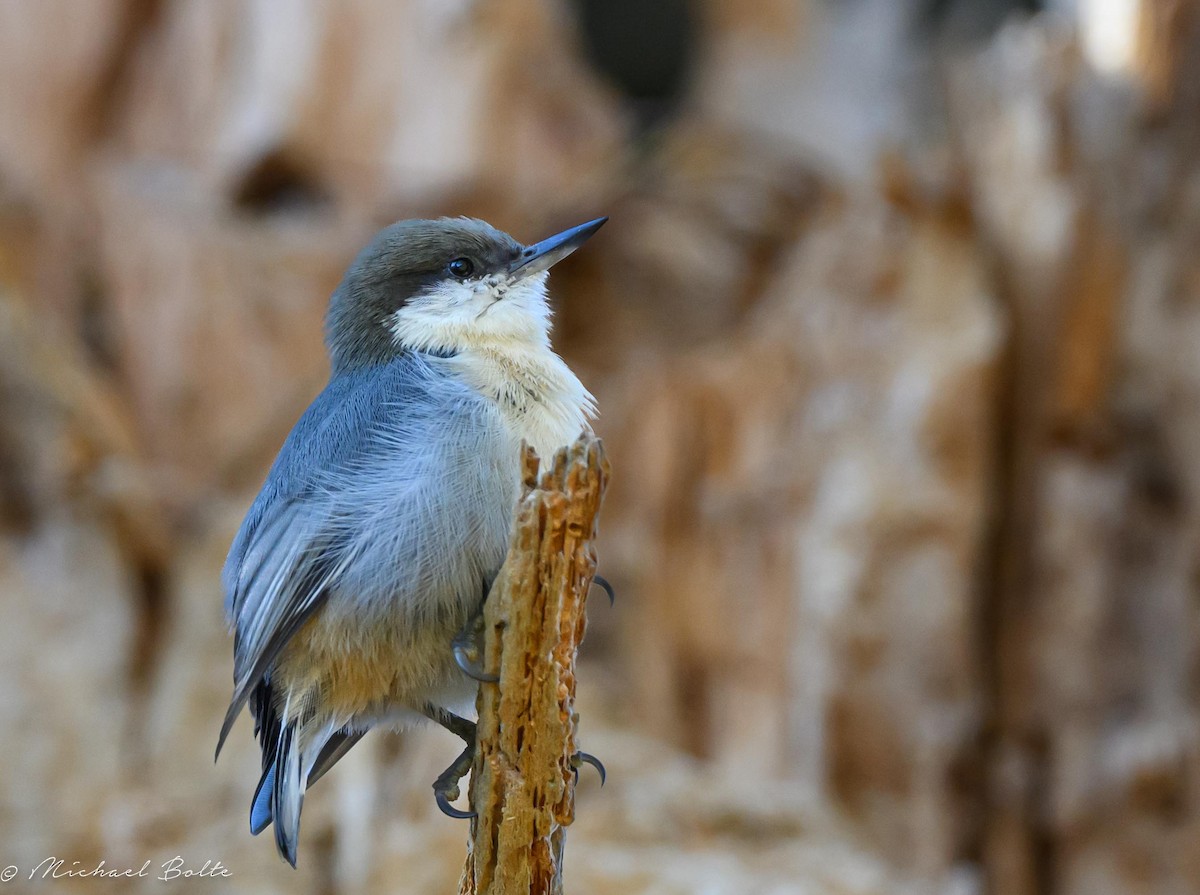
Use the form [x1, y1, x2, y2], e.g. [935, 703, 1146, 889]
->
[253, 720, 305, 866]
[247, 679, 308, 867]
[249, 682, 365, 867]
[249, 759, 276, 835]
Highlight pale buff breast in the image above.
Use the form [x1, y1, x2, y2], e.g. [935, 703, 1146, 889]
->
[435, 346, 596, 459]
[275, 607, 470, 724]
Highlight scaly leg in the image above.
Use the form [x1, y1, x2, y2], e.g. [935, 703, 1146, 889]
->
[422, 703, 477, 819]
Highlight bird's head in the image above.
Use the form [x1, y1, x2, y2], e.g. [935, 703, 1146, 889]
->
[325, 216, 606, 371]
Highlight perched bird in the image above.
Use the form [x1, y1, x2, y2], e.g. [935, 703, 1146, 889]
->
[216, 215, 607, 866]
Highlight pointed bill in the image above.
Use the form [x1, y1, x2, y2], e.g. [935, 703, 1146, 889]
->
[509, 217, 607, 279]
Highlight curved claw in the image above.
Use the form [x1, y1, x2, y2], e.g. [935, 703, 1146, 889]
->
[592, 575, 615, 606]
[453, 642, 499, 683]
[435, 789, 477, 820]
[572, 751, 607, 786]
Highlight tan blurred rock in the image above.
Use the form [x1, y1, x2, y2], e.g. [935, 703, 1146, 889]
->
[90, 161, 362, 501]
[0, 520, 135, 867]
[112, 0, 625, 213]
[599, 186, 1002, 875]
[3, 2, 1200, 894]
[0, 0, 129, 202]
[952, 18, 1200, 895]
[567, 124, 821, 358]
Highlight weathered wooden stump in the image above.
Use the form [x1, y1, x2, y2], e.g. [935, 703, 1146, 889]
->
[458, 434, 610, 895]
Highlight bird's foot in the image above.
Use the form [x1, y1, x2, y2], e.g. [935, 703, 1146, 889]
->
[433, 743, 476, 820]
[422, 703, 476, 744]
[452, 608, 498, 683]
[591, 574, 615, 606]
[571, 750, 606, 786]
[421, 705, 478, 817]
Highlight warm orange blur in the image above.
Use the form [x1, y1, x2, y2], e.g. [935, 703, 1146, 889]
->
[1, 2, 1199, 894]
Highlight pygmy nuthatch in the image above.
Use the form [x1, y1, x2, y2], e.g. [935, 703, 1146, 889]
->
[215, 215, 607, 866]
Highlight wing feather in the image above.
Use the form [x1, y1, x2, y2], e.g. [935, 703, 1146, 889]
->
[216, 500, 339, 758]
[218, 353, 517, 764]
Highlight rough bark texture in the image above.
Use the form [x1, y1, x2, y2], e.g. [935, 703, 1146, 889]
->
[459, 436, 609, 895]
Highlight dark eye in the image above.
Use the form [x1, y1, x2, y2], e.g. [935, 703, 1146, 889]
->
[447, 257, 475, 279]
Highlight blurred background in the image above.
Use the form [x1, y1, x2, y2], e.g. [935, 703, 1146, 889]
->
[1, 0, 1199, 893]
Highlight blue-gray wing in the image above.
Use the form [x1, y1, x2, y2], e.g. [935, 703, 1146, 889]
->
[216, 353, 513, 757]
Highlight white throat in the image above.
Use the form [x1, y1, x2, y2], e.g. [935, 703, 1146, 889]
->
[389, 273, 596, 458]
[441, 346, 595, 458]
